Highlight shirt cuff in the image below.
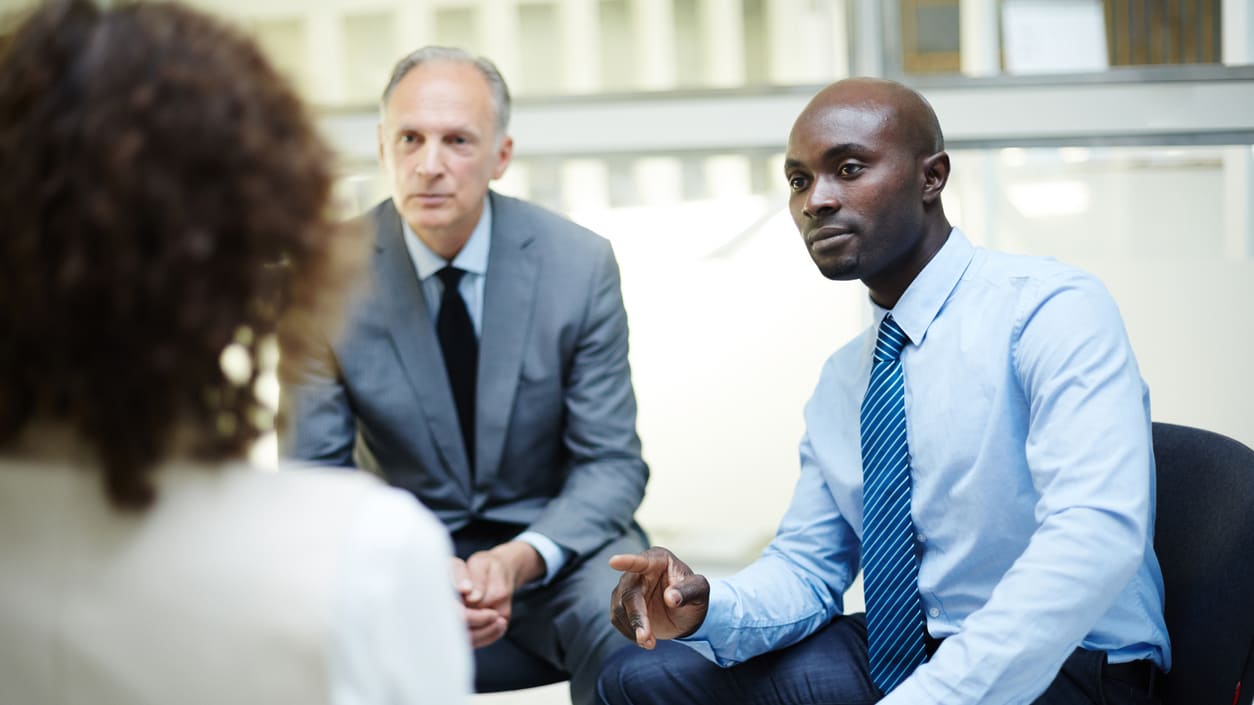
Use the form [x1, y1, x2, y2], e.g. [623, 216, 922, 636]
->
[675, 578, 734, 666]
[515, 531, 568, 585]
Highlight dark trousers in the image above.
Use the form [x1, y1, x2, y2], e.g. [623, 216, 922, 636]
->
[597, 613, 1160, 705]
[454, 520, 649, 705]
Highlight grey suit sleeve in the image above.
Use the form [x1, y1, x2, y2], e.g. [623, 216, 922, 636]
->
[526, 242, 648, 557]
[281, 328, 358, 468]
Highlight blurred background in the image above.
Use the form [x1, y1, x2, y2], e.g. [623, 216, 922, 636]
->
[3, 1, 1250, 701]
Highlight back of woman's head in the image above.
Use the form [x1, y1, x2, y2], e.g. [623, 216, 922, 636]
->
[0, 0, 361, 509]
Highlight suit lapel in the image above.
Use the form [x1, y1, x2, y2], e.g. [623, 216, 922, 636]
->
[476, 192, 539, 492]
[371, 203, 473, 496]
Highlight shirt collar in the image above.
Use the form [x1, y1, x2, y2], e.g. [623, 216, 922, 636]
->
[401, 195, 492, 280]
[870, 227, 974, 348]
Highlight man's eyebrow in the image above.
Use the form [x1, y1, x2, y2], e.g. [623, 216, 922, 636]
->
[822, 143, 866, 160]
[388, 120, 481, 136]
[784, 143, 868, 172]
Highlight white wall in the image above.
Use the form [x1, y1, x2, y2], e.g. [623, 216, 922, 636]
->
[577, 201, 868, 557]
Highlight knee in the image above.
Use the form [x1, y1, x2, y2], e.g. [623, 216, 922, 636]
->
[596, 644, 660, 705]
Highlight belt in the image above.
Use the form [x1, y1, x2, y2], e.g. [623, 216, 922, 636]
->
[450, 519, 524, 558]
[1104, 659, 1160, 695]
[922, 637, 1156, 695]
[924, 634, 945, 659]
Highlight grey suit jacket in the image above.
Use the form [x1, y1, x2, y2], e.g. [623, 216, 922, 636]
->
[285, 192, 648, 559]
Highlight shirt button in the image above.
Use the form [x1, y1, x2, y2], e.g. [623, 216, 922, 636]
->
[916, 533, 926, 542]
[929, 607, 941, 618]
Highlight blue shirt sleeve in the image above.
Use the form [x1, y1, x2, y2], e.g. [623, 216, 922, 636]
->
[515, 530, 570, 585]
[677, 434, 861, 666]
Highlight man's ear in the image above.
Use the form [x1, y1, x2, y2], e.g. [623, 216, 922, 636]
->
[492, 135, 514, 180]
[921, 151, 950, 205]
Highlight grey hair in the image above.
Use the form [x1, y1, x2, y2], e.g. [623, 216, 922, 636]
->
[380, 46, 511, 140]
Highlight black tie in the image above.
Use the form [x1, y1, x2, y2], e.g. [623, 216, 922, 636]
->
[436, 266, 477, 471]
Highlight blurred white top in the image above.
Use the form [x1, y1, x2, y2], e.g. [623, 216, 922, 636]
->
[0, 452, 470, 705]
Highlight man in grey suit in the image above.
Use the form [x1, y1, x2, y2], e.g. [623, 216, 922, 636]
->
[284, 47, 649, 705]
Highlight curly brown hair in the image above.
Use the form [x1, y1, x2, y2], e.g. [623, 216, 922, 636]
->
[0, 0, 364, 510]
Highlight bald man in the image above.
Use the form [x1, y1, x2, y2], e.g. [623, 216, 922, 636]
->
[597, 78, 1170, 705]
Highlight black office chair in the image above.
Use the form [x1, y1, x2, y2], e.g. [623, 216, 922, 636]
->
[1152, 422, 1254, 705]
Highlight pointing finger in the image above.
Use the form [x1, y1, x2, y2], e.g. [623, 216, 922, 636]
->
[609, 547, 675, 576]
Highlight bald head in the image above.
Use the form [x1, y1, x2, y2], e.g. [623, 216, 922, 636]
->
[783, 77, 952, 307]
[799, 78, 944, 157]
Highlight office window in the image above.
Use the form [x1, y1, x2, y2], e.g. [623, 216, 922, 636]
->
[343, 11, 396, 105]
[673, 0, 706, 87]
[435, 5, 478, 52]
[599, 0, 636, 91]
[250, 17, 311, 97]
[742, 0, 770, 85]
[901, 0, 961, 73]
[1105, 0, 1222, 66]
[518, 2, 563, 95]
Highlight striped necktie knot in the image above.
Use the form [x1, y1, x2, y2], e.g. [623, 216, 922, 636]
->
[873, 314, 908, 362]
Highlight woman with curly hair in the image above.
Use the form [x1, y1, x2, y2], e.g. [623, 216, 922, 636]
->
[0, 1, 470, 703]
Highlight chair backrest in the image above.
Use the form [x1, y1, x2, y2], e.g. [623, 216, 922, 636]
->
[1152, 422, 1254, 705]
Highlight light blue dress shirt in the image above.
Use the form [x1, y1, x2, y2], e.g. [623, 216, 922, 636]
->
[401, 197, 569, 584]
[681, 229, 1170, 704]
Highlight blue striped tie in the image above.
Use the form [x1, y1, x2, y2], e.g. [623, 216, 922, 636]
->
[860, 314, 926, 693]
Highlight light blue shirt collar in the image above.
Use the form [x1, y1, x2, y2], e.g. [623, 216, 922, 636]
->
[871, 227, 974, 349]
[401, 195, 492, 280]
